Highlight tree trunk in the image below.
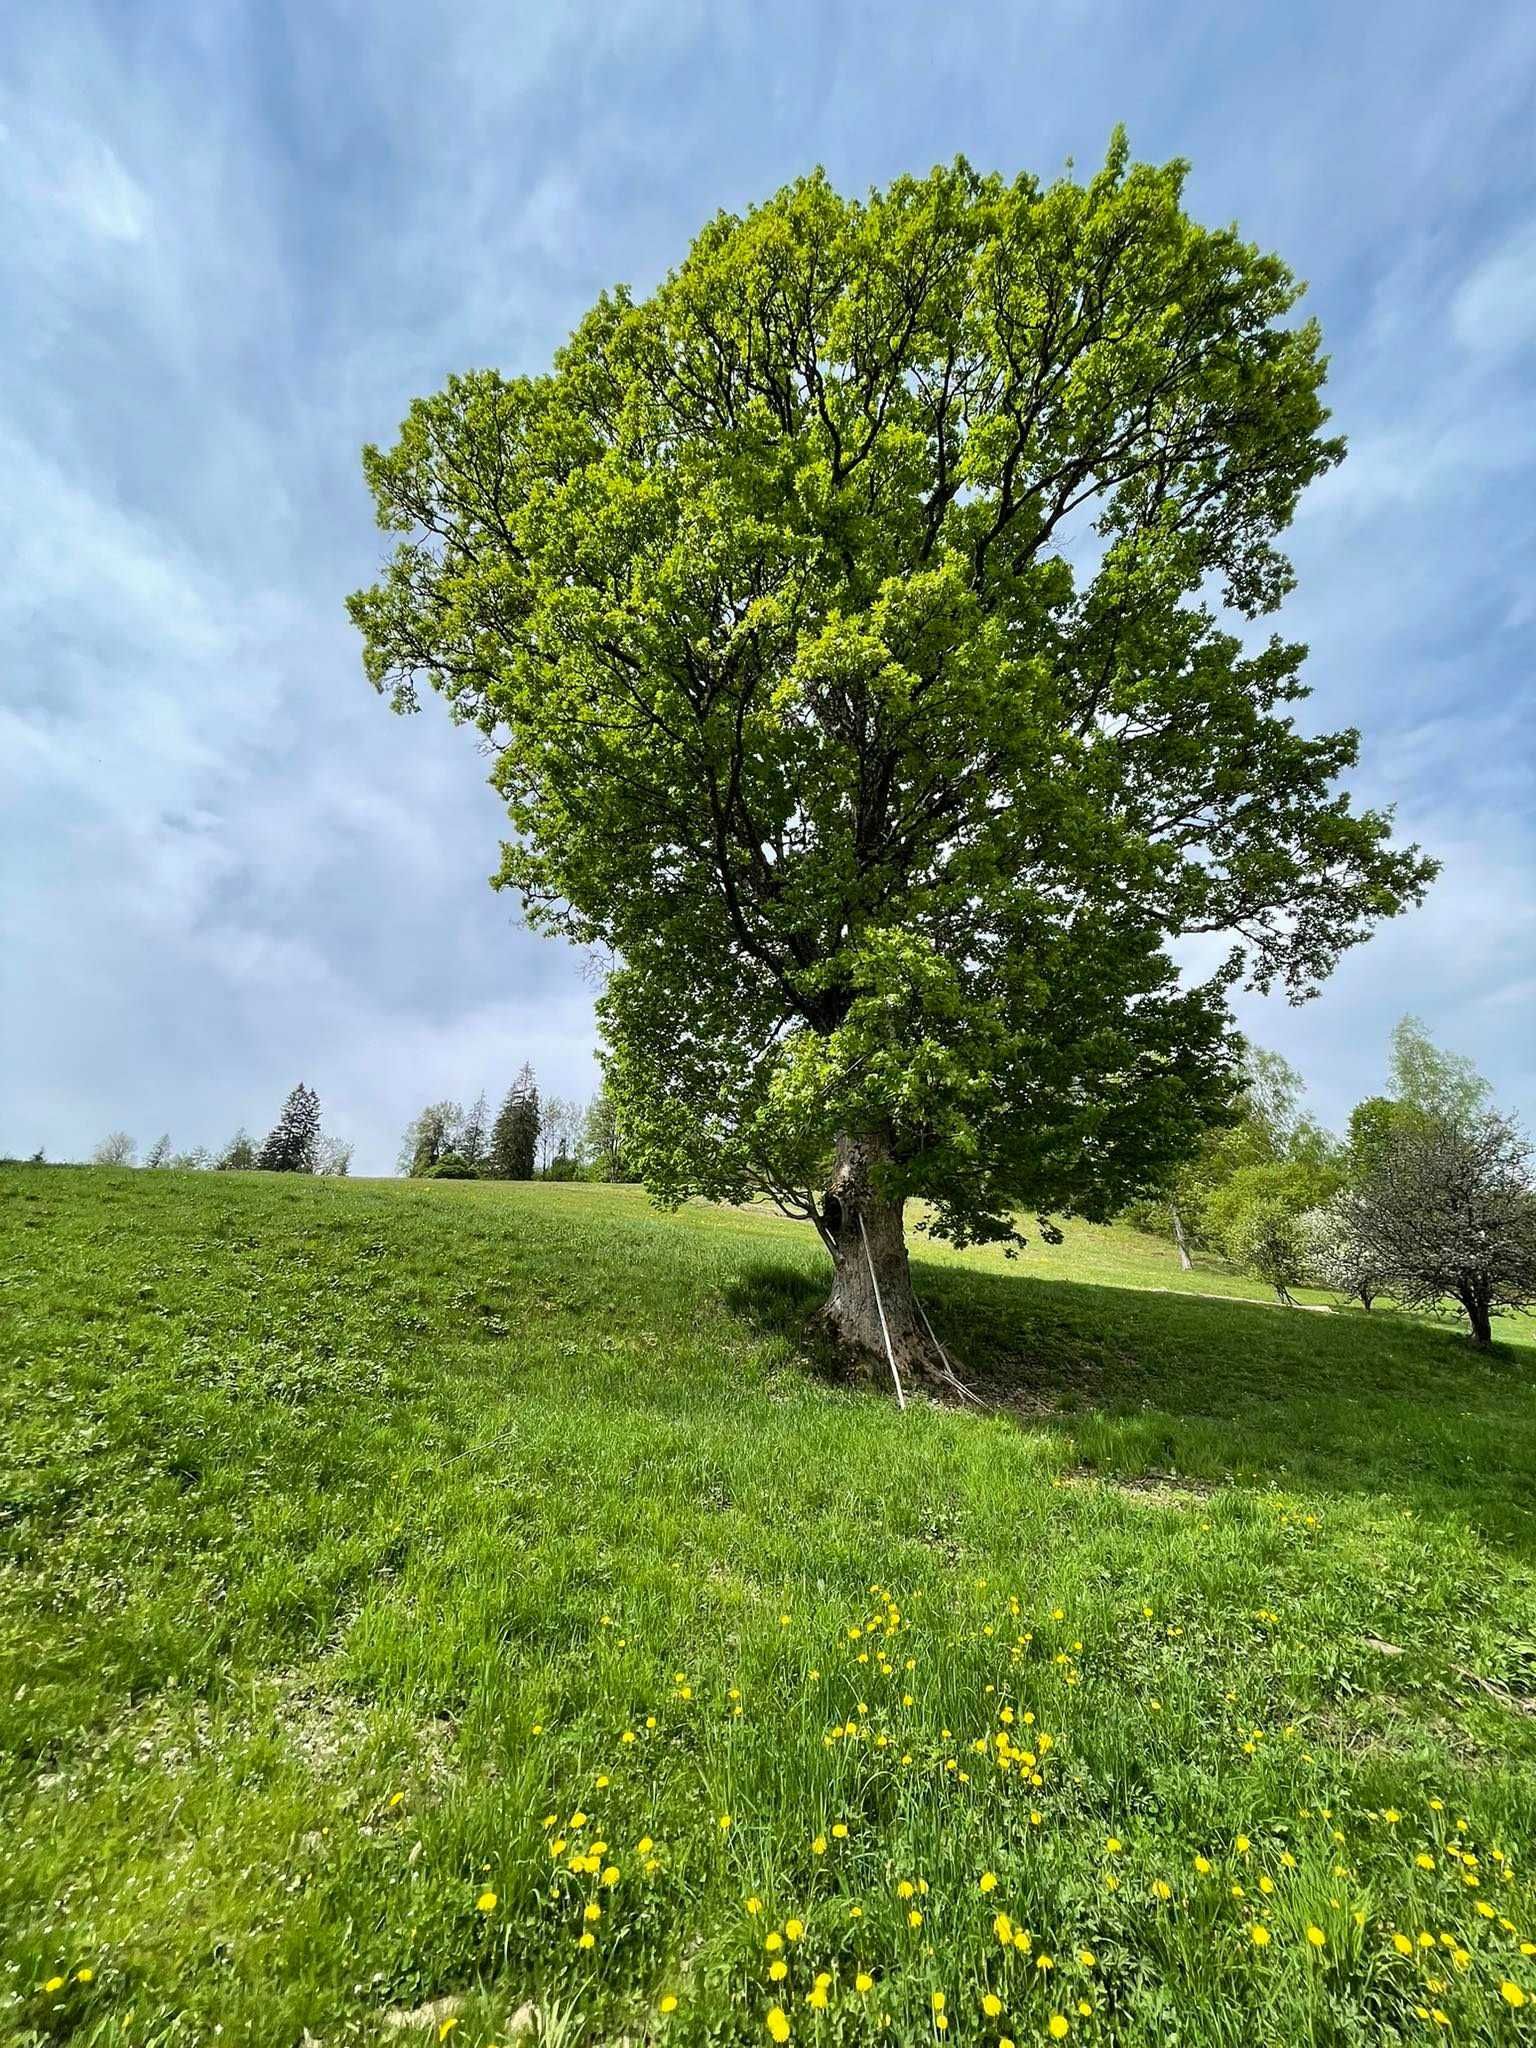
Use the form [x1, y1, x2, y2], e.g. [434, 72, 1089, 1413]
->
[813, 1133, 950, 1397]
[1169, 1200, 1193, 1271]
[1461, 1286, 1493, 1348]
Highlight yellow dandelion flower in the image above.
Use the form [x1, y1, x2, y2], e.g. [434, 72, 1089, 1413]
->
[812, 1836, 827, 1856]
[770, 1960, 788, 1982]
[1235, 1834, 1251, 1853]
[584, 1902, 602, 1923]
[746, 1896, 763, 1915]
[1152, 1880, 1172, 1901]
[856, 1972, 874, 1994]
[1250, 1925, 1271, 1946]
[785, 1919, 804, 1941]
[1393, 1933, 1414, 1955]
[1501, 1982, 1527, 2008]
[718, 1814, 732, 1829]
[1049, 2018, 1070, 2040]
[43, 1978, 66, 1995]
[76, 1969, 93, 1984]
[767, 2007, 791, 2043]
[1078, 1950, 1095, 1967]
[1194, 1856, 1212, 1876]
[908, 1908, 923, 1928]
[578, 1930, 595, 1949]
[1305, 1925, 1326, 1949]
[980, 1872, 998, 1893]
[765, 1933, 784, 1953]
[931, 1991, 946, 2013]
[898, 1880, 915, 1899]
[476, 1890, 497, 1911]
[832, 1823, 848, 1839]
[982, 1993, 1003, 2017]
[439, 2021, 458, 2043]
[659, 1993, 678, 2014]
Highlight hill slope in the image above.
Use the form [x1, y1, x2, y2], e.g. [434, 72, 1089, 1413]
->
[3, 1167, 1535, 2046]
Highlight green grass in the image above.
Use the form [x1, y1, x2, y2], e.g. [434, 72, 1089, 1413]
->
[3, 1166, 1535, 2048]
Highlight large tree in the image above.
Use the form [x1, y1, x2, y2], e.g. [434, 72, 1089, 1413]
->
[490, 1067, 540, 1180]
[350, 138, 1433, 1387]
[257, 1084, 322, 1174]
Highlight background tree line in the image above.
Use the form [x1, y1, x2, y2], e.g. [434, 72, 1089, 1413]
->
[89, 1083, 351, 1177]
[398, 1067, 633, 1184]
[1125, 1016, 1536, 1346]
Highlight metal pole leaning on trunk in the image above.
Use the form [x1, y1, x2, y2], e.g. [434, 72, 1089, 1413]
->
[858, 1208, 906, 1410]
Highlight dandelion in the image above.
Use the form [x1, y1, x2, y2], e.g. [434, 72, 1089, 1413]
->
[909, 1909, 924, 1928]
[982, 1993, 1003, 2017]
[1078, 1951, 1095, 1968]
[659, 1994, 679, 2014]
[1105, 1837, 1122, 1854]
[1305, 1926, 1326, 1949]
[1501, 1982, 1527, 2008]
[1048, 2018, 1070, 2040]
[767, 2007, 791, 2043]
[1250, 1925, 1271, 1947]
[578, 1931, 595, 1949]
[765, 1933, 784, 1953]
[43, 1978, 65, 1995]
[812, 1836, 827, 1856]
[1392, 1933, 1413, 1955]
[770, 1961, 788, 1982]
[856, 1973, 874, 1994]
[719, 1814, 732, 1830]
[439, 2021, 458, 2043]
[1415, 1853, 1436, 1869]
[1036, 1954, 1054, 1972]
[601, 1865, 620, 1887]
[1194, 1856, 1212, 1876]
[785, 1919, 804, 1941]
[898, 1881, 916, 1900]
[1235, 1834, 1251, 1853]
[994, 1912, 1014, 1945]
[584, 1902, 602, 1923]
[76, 1969, 93, 1984]
[832, 1823, 848, 1839]
[476, 1890, 498, 1911]
[980, 1872, 998, 1893]
[931, 1992, 946, 2014]
[747, 1897, 763, 1915]
[1152, 1880, 1172, 1901]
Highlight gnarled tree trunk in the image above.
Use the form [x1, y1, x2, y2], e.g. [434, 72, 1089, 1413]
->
[813, 1133, 952, 1396]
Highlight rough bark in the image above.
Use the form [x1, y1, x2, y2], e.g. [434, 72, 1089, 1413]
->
[813, 1133, 952, 1397]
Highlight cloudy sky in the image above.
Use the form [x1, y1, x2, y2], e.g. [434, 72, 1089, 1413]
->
[3, 0, 1533, 1174]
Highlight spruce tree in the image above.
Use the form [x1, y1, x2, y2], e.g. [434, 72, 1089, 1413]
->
[257, 1084, 322, 1173]
[490, 1064, 539, 1179]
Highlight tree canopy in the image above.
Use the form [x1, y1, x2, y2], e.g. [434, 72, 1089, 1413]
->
[350, 136, 1434, 1377]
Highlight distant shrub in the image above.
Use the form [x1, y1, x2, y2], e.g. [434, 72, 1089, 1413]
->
[423, 1152, 477, 1179]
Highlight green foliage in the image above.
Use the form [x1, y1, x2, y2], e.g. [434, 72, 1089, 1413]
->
[92, 1131, 136, 1168]
[1221, 1194, 1309, 1304]
[257, 1084, 322, 1174]
[490, 1067, 540, 1180]
[422, 1152, 477, 1179]
[350, 139, 1432, 1251]
[216, 1128, 257, 1172]
[1389, 1015, 1490, 1128]
[400, 1101, 464, 1178]
[2, 1168, 1534, 2045]
[1204, 1158, 1344, 1260]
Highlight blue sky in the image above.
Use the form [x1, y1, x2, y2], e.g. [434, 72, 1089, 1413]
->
[2, 0, 1533, 1174]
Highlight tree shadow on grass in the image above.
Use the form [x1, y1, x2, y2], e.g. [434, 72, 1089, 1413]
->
[724, 1254, 1536, 1557]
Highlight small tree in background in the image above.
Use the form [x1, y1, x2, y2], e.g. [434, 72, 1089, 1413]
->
[490, 1066, 539, 1180]
[216, 1129, 257, 1171]
[1225, 1197, 1309, 1306]
[539, 1095, 581, 1175]
[93, 1132, 136, 1167]
[398, 1101, 463, 1177]
[460, 1091, 490, 1171]
[1300, 1199, 1384, 1312]
[316, 1135, 354, 1177]
[144, 1134, 173, 1170]
[170, 1147, 211, 1171]
[257, 1084, 322, 1174]
[583, 1084, 627, 1181]
[1339, 1109, 1536, 1348]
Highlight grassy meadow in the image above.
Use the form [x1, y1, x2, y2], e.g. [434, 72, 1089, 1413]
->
[3, 1165, 1535, 2046]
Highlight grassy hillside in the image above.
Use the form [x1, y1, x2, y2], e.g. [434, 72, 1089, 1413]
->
[3, 1166, 1535, 2047]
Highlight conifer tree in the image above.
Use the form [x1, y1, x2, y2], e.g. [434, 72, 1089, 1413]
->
[216, 1128, 257, 1171]
[460, 1091, 490, 1169]
[490, 1065, 539, 1179]
[257, 1084, 322, 1173]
